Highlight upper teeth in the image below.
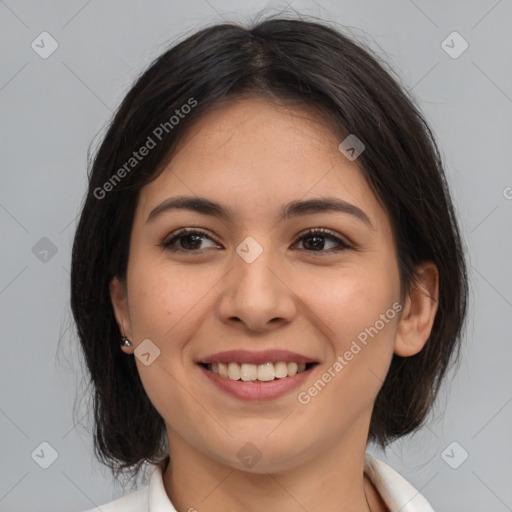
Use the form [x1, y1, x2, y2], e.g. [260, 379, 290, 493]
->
[208, 362, 307, 381]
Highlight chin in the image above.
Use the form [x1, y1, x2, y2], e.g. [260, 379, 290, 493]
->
[211, 435, 313, 474]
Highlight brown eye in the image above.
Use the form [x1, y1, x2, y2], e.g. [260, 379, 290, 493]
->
[295, 228, 351, 253]
[161, 229, 219, 253]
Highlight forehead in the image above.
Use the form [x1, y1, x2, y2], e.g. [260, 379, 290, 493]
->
[136, 97, 389, 232]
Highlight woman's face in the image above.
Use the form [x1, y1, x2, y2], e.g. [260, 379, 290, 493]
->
[111, 97, 418, 472]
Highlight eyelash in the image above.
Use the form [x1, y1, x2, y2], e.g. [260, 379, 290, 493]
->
[159, 227, 352, 255]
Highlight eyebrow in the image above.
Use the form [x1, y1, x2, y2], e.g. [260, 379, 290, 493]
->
[146, 195, 374, 229]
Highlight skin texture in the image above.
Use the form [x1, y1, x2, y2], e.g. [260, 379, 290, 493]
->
[110, 97, 439, 512]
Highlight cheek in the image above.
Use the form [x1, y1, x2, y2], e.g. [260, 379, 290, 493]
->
[125, 253, 222, 370]
[126, 248, 200, 335]
[295, 255, 400, 416]
[124, 256, 205, 419]
[296, 259, 400, 350]
[296, 277, 399, 433]
[128, 273, 175, 338]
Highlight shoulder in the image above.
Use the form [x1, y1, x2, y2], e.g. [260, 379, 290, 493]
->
[364, 453, 435, 511]
[82, 485, 149, 512]
[82, 460, 176, 512]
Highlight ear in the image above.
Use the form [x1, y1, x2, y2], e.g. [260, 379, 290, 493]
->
[109, 276, 133, 354]
[394, 262, 439, 357]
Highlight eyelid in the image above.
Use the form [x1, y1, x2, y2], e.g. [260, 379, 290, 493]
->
[295, 227, 350, 243]
[161, 227, 221, 249]
[294, 227, 352, 251]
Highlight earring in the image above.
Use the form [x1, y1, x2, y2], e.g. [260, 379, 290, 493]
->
[121, 336, 132, 347]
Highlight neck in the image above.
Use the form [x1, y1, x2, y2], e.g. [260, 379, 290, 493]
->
[162, 415, 387, 512]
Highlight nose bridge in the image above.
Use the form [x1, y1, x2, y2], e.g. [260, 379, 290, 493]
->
[217, 234, 296, 331]
[233, 234, 280, 298]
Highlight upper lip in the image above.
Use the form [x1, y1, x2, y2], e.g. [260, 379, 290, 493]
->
[197, 349, 318, 365]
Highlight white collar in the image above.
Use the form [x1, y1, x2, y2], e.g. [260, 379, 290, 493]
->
[363, 454, 435, 511]
[88, 453, 435, 511]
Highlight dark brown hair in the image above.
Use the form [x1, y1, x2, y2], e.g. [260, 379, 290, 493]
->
[71, 14, 468, 483]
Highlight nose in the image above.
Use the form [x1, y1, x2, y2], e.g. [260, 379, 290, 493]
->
[216, 244, 297, 333]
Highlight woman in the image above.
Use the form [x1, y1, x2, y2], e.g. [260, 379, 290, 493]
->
[72, 15, 468, 512]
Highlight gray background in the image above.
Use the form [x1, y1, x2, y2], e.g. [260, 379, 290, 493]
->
[1, 0, 511, 511]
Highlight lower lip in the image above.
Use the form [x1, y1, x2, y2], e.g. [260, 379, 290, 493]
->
[198, 364, 314, 401]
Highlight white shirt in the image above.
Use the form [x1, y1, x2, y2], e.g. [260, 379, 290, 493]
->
[84, 454, 434, 511]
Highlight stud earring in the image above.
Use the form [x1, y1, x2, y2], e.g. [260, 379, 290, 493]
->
[121, 336, 132, 347]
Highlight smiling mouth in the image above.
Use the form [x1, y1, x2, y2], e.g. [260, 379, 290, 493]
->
[198, 361, 317, 382]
